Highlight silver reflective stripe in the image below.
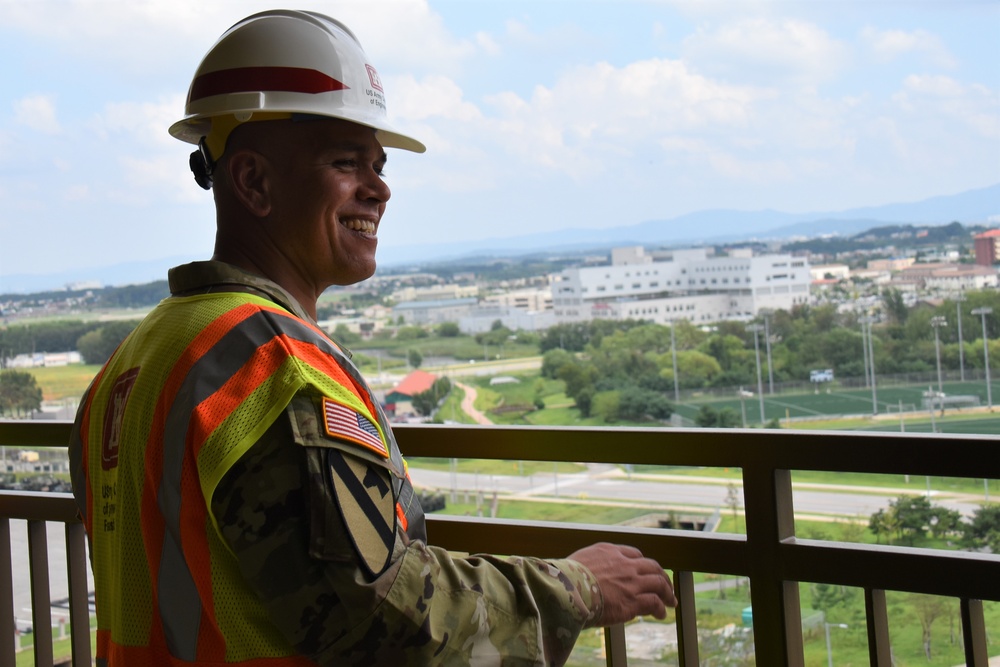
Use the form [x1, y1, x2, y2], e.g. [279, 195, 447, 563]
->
[157, 309, 280, 659]
[154, 305, 403, 658]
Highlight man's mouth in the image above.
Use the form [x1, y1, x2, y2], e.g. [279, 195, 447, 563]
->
[340, 218, 377, 236]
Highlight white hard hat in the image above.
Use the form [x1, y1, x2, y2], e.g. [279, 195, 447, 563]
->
[169, 10, 424, 186]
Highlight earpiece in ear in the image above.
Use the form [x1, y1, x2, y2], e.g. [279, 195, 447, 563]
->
[190, 137, 215, 190]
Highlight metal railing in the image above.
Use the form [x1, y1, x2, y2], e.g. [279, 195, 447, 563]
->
[0, 419, 998, 666]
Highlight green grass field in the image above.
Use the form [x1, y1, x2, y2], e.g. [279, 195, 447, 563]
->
[671, 379, 1000, 432]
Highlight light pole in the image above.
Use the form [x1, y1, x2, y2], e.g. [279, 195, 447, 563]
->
[738, 387, 753, 427]
[762, 310, 774, 394]
[825, 622, 849, 667]
[972, 307, 993, 408]
[860, 316, 871, 389]
[746, 324, 766, 423]
[931, 315, 947, 393]
[861, 316, 878, 414]
[670, 321, 680, 403]
[956, 290, 966, 381]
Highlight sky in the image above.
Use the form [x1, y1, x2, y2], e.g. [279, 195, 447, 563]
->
[1, 0, 998, 291]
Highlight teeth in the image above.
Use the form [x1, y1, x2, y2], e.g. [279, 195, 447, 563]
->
[341, 218, 376, 234]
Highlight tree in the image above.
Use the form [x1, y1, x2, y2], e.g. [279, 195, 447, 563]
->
[882, 287, 909, 325]
[76, 320, 140, 365]
[0, 370, 43, 418]
[541, 348, 574, 379]
[396, 325, 428, 341]
[890, 495, 936, 545]
[963, 504, 1000, 553]
[331, 323, 361, 345]
[411, 377, 452, 417]
[695, 405, 717, 427]
[591, 390, 621, 423]
[911, 594, 949, 660]
[435, 322, 460, 337]
[407, 348, 423, 369]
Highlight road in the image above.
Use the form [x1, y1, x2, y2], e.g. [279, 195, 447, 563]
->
[408, 465, 985, 520]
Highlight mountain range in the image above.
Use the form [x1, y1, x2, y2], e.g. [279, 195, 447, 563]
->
[376, 182, 1000, 267]
[3, 183, 998, 294]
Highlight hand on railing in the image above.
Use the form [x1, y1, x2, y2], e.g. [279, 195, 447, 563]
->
[569, 542, 677, 626]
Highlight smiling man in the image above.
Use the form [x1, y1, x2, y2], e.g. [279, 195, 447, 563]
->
[69, 10, 674, 666]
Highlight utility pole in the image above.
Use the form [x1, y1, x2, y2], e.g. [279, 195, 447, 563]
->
[670, 321, 680, 403]
[972, 307, 993, 408]
[860, 316, 878, 414]
[931, 315, 947, 393]
[762, 310, 774, 394]
[746, 324, 766, 423]
[956, 289, 966, 381]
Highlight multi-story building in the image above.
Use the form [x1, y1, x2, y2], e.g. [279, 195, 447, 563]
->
[481, 287, 552, 312]
[551, 245, 811, 325]
[973, 229, 1000, 266]
[896, 262, 999, 292]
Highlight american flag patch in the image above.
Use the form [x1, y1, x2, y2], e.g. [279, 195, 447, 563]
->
[322, 398, 388, 458]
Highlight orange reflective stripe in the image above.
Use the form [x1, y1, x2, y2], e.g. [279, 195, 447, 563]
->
[136, 302, 271, 656]
[76, 366, 109, 536]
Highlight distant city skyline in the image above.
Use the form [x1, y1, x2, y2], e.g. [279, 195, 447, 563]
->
[1, 1, 998, 290]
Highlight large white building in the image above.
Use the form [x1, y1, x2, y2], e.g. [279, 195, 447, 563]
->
[551, 246, 811, 325]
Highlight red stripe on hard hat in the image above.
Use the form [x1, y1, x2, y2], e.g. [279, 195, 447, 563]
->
[189, 66, 349, 102]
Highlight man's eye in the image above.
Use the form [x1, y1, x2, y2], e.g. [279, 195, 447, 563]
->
[333, 159, 357, 170]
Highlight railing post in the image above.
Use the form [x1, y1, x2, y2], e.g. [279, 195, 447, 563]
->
[603, 624, 627, 667]
[0, 519, 14, 665]
[28, 520, 54, 667]
[743, 467, 804, 667]
[865, 588, 892, 666]
[961, 598, 988, 667]
[66, 522, 92, 666]
[673, 570, 699, 667]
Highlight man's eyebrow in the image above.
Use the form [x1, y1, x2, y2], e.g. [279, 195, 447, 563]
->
[327, 141, 388, 164]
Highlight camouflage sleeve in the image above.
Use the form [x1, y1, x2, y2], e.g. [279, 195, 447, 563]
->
[211, 393, 604, 666]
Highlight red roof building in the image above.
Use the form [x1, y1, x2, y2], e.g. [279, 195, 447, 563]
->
[384, 370, 438, 418]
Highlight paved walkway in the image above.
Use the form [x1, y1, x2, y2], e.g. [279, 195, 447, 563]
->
[454, 381, 492, 424]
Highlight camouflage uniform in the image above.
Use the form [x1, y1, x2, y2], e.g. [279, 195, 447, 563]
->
[154, 262, 602, 665]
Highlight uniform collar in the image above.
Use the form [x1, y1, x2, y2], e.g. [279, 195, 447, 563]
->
[167, 260, 316, 325]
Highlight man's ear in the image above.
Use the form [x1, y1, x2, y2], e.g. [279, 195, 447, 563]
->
[226, 150, 272, 217]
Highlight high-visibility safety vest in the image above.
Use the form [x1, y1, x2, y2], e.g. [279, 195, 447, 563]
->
[70, 292, 408, 665]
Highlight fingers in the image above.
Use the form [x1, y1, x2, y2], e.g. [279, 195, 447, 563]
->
[568, 542, 677, 626]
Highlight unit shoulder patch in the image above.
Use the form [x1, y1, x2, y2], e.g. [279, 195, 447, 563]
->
[326, 448, 396, 579]
[321, 397, 388, 458]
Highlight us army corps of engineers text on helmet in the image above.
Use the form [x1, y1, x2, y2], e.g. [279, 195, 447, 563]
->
[168, 9, 425, 189]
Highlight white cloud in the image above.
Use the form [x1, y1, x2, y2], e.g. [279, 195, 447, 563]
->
[894, 75, 1000, 140]
[390, 75, 484, 123]
[681, 18, 849, 85]
[471, 57, 764, 180]
[63, 184, 90, 202]
[90, 97, 186, 148]
[861, 27, 957, 69]
[14, 95, 60, 134]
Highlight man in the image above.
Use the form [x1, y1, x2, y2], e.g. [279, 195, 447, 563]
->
[69, 10, 675, 665]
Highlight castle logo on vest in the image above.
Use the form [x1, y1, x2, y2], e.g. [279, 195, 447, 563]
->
[101, 367, 140, 471]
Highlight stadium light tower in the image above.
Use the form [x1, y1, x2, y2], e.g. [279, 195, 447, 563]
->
[972, 307, 993, 408]
[746, 323, 766, 423]
[670, 321, 680, 403]
[860, 315, 878, 414]
[931, 316, 947, 393]
[956, 290, 966, 381]
[762, 310, 775, 394]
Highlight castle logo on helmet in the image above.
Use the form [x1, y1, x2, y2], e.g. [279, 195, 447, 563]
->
[365, 64, 383, 92]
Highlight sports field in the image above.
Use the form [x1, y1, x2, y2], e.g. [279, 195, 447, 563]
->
[673, 379, 1000, 434]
